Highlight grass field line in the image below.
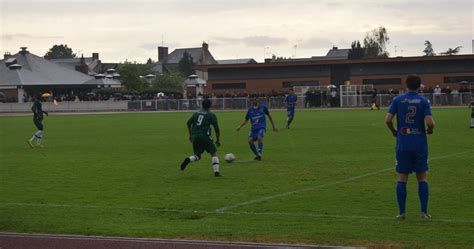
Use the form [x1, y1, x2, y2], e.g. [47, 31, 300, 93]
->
[2, 202, 473, 224]
[215, 150, 474, 212]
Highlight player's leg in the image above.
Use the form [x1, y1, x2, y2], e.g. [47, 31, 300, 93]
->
[415, 150, 430, 219]
[416, 172, 430, 219]
[287, 109, 294, 128]
[396, 173, 409, 219]
[28, 119, 43, 148]
[210, 151, 221, 177]
[181, 137, 203, 171]
[395, 150, 413, 219]
[255, 129, 265, 160]
[248, 131, 259, 157]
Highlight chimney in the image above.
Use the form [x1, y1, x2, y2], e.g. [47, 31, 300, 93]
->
[92, 53, 99, 61]
[4, 52, 12, 60]
[158, 46, 168, 62]
[75, 54, 89, 74]
[332, 46, 338, 50]
[19, 47, 29, 55]
[202, 42, 209, 51]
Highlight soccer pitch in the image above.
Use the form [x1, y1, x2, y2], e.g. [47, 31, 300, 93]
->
[1, 108, 473, 248]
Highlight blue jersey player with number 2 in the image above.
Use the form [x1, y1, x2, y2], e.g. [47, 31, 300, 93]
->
[237, 98, 278, 160]
[385, 74, 435, 220]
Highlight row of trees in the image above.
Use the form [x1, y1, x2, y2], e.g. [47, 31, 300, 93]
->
[348, 26, 462, 59]
[423, 40, 462, 56]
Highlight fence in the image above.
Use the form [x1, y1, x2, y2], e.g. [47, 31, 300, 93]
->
[340, 93, 472, 107]
[0, 93, 471, 113]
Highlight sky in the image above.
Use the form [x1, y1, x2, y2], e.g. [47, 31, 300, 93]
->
[1, 0, 473, 63]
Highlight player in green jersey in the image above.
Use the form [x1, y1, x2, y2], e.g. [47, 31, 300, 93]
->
[181, 99, 222, 177]
[27, 95, 48, 148]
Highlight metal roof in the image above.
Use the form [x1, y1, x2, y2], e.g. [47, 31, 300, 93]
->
[0, 51, 120, 87]
[164, 47, 217, 64]
[217, 58, 257, 64]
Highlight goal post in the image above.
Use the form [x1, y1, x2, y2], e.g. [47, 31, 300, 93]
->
[471, 91, 474, 128]
[339, 84, 374, 107]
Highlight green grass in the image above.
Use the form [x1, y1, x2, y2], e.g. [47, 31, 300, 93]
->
[1, 108, 473, 248]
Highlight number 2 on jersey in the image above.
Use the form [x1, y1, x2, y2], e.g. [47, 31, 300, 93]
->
[197, 115, 204, 126]
[405, 106, 416, 124]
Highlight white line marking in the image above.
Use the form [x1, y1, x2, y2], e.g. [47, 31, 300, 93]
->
[2, 202, 473, 224]
[215, 150, 473, 212]
[0, 232, 337, 248]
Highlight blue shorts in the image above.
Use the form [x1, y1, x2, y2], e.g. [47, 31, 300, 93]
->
[287, 107, 295, 117]
[396, 149, 428, 174]
[248, 128, 266, 141]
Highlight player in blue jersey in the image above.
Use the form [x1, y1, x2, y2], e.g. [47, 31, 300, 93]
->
[284, 88, 298, 128]
[385, 75, 435, 220]
[236, 97, 278, 160]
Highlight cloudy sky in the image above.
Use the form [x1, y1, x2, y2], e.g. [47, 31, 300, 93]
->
[1, 0, 473, 63]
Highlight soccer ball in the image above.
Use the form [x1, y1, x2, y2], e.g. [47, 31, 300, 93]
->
[224, 153, 235, 163]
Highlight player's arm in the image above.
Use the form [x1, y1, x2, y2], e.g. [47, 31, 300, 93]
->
[236, 111, 249, 131]
[265, 107, 278, 132]
[422, 99, 434, 134]
[425, 116, 435, 134]
[384, 113, 397, 137]
[212, 115, 221, 147]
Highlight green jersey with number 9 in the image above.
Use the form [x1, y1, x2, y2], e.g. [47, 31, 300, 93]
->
[187, 110, 219, 137]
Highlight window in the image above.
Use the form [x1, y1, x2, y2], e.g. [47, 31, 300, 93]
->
[362, 78, 401, 85]
[444, 76, 474, 83]
[212, 83, 246, 89]
[282, 80, 319, 88]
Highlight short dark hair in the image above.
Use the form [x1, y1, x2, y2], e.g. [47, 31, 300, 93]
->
[289, 88, 294, 91]
[406, 74, 421, 90]
[252, 97, 259, 106]
[202, 99, 212, 109]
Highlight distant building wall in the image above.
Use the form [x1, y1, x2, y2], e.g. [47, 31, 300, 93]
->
[199, 55, 474, 94]
[205, 76, 331, 95]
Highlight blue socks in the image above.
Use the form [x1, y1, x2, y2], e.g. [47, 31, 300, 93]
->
[396, 181, 407, 214]
[249, 144, 258, 156]
[418, 181, 429, 213]
[257, 141, 263, 154]
[396, 180, 430, 215]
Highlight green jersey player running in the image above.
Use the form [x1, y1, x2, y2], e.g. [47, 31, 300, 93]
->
[180, 99, 222, 177]
[27, 95, 48, 148]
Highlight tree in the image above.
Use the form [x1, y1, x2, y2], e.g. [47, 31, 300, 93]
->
[348, 40, 365, 59]
[270, 54, 289, 61]
[440, 46, 462, 56]
[423, 40, 435, 56]
[151, 72, 185, 92]
[117, 61, 149, 91]
[44, 44, 76, 59]
[146, 58, 155, 65]
[178, 52, 194, 76]
[363, 26, 390, 58]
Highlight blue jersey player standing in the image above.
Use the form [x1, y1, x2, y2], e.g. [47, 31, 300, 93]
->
[284, 88, 297, 128]
[385, 75, 435, 220]
[236, 98, 278, 160]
